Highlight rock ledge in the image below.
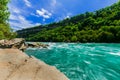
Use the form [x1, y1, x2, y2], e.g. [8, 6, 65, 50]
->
[0, 49, 69, 80]
[0, 38, 48, 51]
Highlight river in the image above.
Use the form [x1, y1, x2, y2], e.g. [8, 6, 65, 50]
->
[25, 43, 120, 80]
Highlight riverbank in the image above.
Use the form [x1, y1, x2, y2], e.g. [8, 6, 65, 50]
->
[0, 38, 69, 80]
[0, 49, 68, 80]
[0, 38, 49, 51]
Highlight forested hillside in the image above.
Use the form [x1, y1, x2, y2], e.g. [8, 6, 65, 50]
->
[18, 1, 120, 42]
[0, 0, 16, 40]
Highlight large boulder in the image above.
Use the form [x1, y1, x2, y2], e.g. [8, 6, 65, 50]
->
[0, 39, 49, 51]
[27, 42, 49, 48]
[0, 38, 27, 51]
[0, 49, 69, 80]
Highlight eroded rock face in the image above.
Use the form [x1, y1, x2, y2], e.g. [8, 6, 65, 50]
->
[0, 39, 49, 51]
[0, 49, 69, 80]
[0, 38, 27, 51]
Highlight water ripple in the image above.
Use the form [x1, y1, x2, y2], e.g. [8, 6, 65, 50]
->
[25, 43, 120, 80]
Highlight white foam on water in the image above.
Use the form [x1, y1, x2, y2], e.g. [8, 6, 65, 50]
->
[25, 43, 120, 80]
[84, 60, 91, 64]
[109, 52, 120, 56]
[26, 47, 37, 50]
[47, 43, 56, 49]
[57, 43, 69, 48]
[88, 53, 104, 57]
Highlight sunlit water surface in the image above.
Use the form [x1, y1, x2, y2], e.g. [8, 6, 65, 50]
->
[25, 43, 120, 80]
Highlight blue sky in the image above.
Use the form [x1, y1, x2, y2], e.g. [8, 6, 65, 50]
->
[8, 0, 118, 30]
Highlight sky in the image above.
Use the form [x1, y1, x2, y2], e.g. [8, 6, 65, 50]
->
[8, 0, 118, 30]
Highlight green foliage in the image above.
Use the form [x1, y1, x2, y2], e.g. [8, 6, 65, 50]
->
[116, 31, 120, 42]
[19, 1, 120, 43]
[98, 31, 114, 42]
[0, 24, 16, 39]
[0, 31, 4, 39]
[0, 0, 10, 24]
[71, 36, 77, 42]
[0, 0, 16, 40]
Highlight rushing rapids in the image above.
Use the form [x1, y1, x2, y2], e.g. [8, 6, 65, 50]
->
[25, 43, 120, 80]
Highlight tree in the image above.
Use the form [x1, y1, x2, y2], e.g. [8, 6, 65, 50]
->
[98, 31, 114, 42]
[20, 1, 120, 43]
[82, 17, 95, 28]
[0, 0, 10, 24]
[71, 36, 77, 42]
[116, 31, 120, 42]
[0, 0, 16, 40]
[0, 31, 4, 39]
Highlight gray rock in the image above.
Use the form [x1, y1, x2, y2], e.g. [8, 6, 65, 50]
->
[27, 42, 49, 48]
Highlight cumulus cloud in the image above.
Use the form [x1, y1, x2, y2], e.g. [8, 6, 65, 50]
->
[10, 15, 41, 30]
[36, 8, 52, 19]
[23, 0, 32, 7]
[9, 14, 18, 20]
[13, 8, 21, 14]
[8, 0, 41, 30]
[8, 4, 21, 14]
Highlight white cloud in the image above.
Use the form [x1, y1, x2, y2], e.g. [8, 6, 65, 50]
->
[10, 15, 41, 30]
[8, 1, 40, 30]
[54, 12, 72, 22]
[36, 8, 52, 19]
[8, 4, 21, 14]
[13, 8, 21, 14]
[10, 14, 18, 20]
[23, 0, 32, 7]
[65, 15, 70, 19]
[49, 0, 62, 13]
[64, 13, 72, 19]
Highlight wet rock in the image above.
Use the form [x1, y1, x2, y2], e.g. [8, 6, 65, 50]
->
[27, 42, 49, 48]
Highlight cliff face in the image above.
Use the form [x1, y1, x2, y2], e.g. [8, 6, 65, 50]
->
[0, 49, 69, 80]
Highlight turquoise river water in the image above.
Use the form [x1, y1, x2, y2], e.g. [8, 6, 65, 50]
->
[25, 43, 120, 80]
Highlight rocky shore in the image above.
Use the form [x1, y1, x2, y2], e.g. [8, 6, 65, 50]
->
[0, 39, 69, 80]
[0, 38, 48, 51]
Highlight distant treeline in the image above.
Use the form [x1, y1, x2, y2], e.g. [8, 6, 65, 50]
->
[18, 1, 120, 42]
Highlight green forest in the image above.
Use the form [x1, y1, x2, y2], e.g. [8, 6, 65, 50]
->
[23, 1, 120, 43]
[0, 0, 16, 40]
